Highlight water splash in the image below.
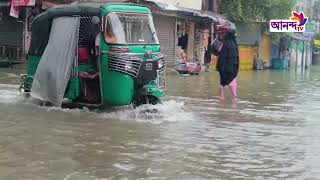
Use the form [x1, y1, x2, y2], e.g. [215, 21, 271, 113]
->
[0, 84, 30, 104]
[0, 84, 194, 123]
[99, 100, 195, 124]
[0, 89, 21, 103]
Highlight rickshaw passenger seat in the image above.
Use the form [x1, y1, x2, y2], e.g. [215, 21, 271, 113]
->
[79, 71, 99, 79]
[79, 72, 100, 102]
[78, 47, 89, 64]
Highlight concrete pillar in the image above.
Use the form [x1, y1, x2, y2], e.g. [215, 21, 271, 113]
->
[213, 0, 219, 13]
[309, 47, 312, 67]
[23, 8, 31, 61]
[302, 43, 306, 73]
[305, 46, 308, 69]
[296, 46, 303, 74]
[291, 48, 297, 70]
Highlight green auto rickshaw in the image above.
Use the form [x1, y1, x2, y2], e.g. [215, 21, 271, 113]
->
[19, 3, 166, 108]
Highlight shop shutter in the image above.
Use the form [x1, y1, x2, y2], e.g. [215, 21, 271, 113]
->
[0, 17, 23, 48]
[153, 15, 176, 66]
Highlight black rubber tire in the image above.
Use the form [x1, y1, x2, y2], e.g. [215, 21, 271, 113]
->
[133, 95, 161, 108]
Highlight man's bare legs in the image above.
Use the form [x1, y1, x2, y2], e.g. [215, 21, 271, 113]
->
[229, 78, 238, 100]
[219, 85, 225, 100]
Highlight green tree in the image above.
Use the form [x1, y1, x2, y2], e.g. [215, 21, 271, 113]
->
[314, 1, 320, 20]
[219, 0, 295, 43]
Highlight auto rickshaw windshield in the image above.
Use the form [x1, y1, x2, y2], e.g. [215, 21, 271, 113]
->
[105, 13, 159, 45]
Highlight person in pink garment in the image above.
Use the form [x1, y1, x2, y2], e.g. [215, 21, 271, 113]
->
[176, 46, 187, 64]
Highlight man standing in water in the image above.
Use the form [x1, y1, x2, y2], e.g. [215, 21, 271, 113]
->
[215, 23, 239, 100]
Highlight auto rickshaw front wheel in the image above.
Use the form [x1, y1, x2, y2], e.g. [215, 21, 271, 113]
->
[132, 95, 162, 108]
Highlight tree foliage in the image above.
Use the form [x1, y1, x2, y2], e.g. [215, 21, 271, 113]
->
[219, 0, 295, 43]
[314, 1, 320, 19]
[219, 0, 294, 23]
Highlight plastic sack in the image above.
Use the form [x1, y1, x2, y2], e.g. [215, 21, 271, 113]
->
[211, 37, 223, 56]
[186, 62, 201, 73]
[78, 47, 89, 63]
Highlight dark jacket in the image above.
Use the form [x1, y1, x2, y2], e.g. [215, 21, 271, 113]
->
[216, 32, 239, 86]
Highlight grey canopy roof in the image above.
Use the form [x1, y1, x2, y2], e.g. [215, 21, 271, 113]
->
[28, 3, 100, 57]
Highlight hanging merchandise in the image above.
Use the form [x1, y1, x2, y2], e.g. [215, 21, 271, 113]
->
[194, 24, 209, 64]
[194, 28, 202, 60]
[10, 0, 19, 18]
[24, 0, 36, 6]
[10, 0, 36, 18]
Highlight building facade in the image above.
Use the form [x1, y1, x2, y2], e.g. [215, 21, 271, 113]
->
[0, 0, 42, 62]
[136, 0, 221, 66]
[167, 0, 202, 10]
[0, 0, 223, 67]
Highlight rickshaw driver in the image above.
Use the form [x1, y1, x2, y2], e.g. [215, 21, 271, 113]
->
[94, 19, 117, 51]
[95, 27, 117, 48]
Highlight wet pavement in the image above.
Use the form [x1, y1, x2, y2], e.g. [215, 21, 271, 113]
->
[0, 66, 319, 179]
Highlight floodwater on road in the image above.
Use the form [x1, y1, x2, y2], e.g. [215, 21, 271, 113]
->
[0, 66, 319, 180]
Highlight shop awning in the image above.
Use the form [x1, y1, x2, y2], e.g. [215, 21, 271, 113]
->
[173, 6, 218, 22]
[290, 33, 311, 42]
[143, 0, 228, 24]
[143, 0, 178, 11]
[41, 0, 80, 10]
[41, 1, 60, 10]
[0, 1, 10, 7]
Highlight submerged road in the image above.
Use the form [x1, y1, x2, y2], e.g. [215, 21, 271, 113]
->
[0, 67, 319, 179]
